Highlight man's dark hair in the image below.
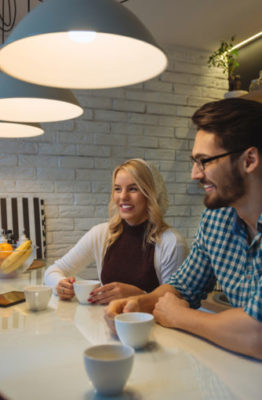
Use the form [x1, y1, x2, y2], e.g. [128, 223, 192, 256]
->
[192, 98, 262, 153]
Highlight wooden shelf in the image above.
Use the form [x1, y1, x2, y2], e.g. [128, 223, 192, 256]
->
[28, 259, 46, 271]
[241, 84, 262, 103]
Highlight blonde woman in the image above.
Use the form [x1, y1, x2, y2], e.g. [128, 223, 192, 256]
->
[44, 159, 188, 304]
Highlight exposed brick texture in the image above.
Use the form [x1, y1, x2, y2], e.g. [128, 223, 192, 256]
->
[0, 46, 227, 275]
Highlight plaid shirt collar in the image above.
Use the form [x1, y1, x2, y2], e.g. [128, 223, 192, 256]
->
[233, 210, 262, 235]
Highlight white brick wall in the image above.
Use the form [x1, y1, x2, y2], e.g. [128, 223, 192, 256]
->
[0, 45, 227, 273]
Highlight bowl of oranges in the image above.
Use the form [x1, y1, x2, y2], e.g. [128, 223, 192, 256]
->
[0, 242, 13, 260]
[0, 240, 35, 278]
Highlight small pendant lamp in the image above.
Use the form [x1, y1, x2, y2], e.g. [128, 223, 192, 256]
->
[0, 0, 168, 89]
[0, 121, 44, 138]
[0, 72, 83, 123]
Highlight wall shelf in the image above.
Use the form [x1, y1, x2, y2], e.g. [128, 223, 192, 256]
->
[242, 83, 262, 103]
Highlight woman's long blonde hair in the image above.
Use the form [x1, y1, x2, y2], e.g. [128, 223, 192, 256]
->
[105, 159, 169, 250]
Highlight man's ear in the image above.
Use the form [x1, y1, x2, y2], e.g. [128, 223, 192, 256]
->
[243, 147, 260, 173]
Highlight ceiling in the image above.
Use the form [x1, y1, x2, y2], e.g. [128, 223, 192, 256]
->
[125, 0, 262, 51]
[9, 0, 262, 52]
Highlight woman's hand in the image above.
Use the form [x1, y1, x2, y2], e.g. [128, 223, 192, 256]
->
[104, 297, 141, 334]
[56, 277, 75, 300]
[89, 282, 144, 305]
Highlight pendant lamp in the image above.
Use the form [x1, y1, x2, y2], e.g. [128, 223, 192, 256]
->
[0, 72, 83, 123]
[0, 0, 168, 89]
[0, 121, 44, 138]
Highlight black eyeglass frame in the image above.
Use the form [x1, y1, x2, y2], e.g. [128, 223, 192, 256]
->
[190, 150, 245, 171]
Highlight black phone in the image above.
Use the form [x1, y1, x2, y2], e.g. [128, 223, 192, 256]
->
[0, 291, 25, 307]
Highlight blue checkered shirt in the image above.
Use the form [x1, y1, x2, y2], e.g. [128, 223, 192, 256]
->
[168, 207, 262, 322]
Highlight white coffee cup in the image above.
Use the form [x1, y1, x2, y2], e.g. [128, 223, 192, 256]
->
[24, 285, 52, 311]
[73, 280, 100, 305]
[115, 312, 154, 349]
[84, 343, 134, 396]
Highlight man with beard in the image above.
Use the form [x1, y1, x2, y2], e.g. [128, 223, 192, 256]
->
[105, 97, 262, 359]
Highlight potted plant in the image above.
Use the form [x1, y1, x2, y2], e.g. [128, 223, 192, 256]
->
[207, 36, 247, 95]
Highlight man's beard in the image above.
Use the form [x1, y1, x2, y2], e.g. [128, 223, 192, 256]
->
[204, 163, 246, 209]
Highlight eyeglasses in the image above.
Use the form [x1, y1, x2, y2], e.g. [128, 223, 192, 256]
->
[190, 150, 245, 172]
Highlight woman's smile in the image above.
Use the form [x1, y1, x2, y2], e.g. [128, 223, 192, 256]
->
[120, 204, 134, 209]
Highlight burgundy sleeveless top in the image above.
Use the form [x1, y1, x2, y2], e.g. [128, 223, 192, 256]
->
[101, 220, 159, 292]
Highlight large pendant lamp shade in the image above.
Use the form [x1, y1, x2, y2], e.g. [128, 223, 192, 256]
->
[0, 73, 83, 123]
[0, 122, 44, 138]
[0, 0, 168, 89]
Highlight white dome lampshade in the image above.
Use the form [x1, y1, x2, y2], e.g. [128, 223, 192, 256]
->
[0, 73, 83, 123]
[0, 121, 44, 138]
[0, 0, 168, 89]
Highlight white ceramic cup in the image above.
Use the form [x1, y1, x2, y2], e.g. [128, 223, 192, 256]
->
[24, 285, 52, 311]
[84, 343, 134, 396]
[115, 312, 154, 349]
[73, 280, 100, 305]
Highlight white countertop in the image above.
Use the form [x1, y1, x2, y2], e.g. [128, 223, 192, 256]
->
[0, 271, 261, 400]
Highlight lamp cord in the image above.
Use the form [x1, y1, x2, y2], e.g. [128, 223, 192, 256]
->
[0, 0, 42, 43]
[0, 0, 16, 32]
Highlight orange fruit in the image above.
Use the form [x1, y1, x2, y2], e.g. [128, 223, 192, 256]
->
[0, 242, 13, 260]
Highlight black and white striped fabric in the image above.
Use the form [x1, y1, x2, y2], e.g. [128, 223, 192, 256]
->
[0, 197, 46, 259]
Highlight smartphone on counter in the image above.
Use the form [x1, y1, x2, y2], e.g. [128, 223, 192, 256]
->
[0, 291, 25, 307]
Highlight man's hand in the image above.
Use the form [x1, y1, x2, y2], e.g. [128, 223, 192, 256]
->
[89, 282, 144, 305]
[104, 284, 178, 334]
[104, 297, 140, 334]
[153, 292, 189, 328]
